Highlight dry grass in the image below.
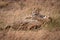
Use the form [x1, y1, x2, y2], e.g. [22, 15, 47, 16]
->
[0, 0, 60, 40]
[0, 1, 9, 8]
[0, 29, 60, 40]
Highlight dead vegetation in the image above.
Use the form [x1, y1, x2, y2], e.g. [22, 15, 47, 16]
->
[0, 0, 60, 40]
[0, 1, 9, 8]
[1, 8, 52, 31]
